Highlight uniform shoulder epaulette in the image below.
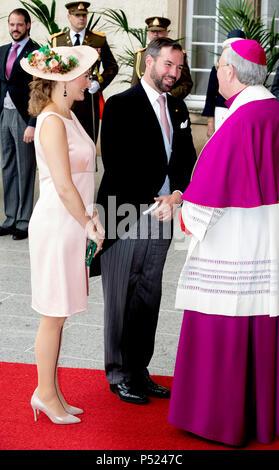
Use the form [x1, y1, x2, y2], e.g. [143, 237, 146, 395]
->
[135, 47, 147, 54]
[92, 30, 106, 37]
[51, 31, 64, 39]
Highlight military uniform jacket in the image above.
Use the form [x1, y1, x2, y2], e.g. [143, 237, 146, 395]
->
[51, 29, 118, 90]
[130, 47, 193, 99]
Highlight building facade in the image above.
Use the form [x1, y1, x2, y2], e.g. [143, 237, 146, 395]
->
[182, 0, 278, 111]
[0, 0, 278, 151]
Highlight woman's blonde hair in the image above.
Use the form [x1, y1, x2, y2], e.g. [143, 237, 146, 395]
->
[28, 77, 56, 116]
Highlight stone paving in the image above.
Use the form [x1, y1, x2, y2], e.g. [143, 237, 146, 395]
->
[0, 156, 189, 377]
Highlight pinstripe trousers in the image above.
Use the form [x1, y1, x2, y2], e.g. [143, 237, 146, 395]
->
[0, 108, 36, 231]
[101, 214, 172, 384]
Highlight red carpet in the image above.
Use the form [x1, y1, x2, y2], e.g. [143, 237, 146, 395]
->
[0, 361, 279, 451]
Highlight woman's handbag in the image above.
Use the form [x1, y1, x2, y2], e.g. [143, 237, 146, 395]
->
[85, 241, 97, 266]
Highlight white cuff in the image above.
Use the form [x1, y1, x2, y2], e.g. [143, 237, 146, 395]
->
[88, 81, 100, 94]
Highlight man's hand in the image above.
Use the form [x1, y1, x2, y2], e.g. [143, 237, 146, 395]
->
[23, 126, 35, 143]
[151, 191, 182, 222]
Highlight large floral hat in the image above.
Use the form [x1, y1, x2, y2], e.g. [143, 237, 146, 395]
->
[20, 45, 98, 81]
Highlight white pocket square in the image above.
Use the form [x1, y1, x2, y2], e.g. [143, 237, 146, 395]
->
[180, 119, 188, 129]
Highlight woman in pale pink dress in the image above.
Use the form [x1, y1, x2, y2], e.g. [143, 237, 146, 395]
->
[20, 45, 104, 424]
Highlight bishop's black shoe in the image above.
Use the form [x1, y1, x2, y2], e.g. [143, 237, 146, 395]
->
[110, 382, 149, 405]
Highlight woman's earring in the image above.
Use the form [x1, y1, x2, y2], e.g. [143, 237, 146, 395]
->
[64, 83, 67, 97]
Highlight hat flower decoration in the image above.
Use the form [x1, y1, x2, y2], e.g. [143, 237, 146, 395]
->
[21, 45, 98, 81]
[27, 46, 79, 75]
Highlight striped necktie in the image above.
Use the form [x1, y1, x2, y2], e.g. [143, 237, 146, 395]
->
[157, 94, 170, 142]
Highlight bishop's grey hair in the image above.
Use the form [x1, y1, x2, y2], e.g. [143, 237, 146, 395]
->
[225, 46, 267, 85]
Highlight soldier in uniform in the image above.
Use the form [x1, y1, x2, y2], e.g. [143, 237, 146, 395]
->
[131, 17, 193, 99]
[51, 1, 118, 143]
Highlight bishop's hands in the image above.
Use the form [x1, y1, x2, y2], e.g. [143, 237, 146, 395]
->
[206, 117, 215, 138]
[179, 209, 191, 235]
[85, 210, 105, 256]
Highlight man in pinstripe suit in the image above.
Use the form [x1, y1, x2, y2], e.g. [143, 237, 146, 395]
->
[96, 38, 196, 404]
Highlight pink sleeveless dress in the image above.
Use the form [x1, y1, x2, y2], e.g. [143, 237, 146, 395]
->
[29, 111, 95, 316]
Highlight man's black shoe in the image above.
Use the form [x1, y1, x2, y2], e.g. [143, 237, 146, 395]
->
[141, 375, 171, 399]
[110, 383, 149, 404]
[12, 229, 28, 240]
[0, 226, 14, 236]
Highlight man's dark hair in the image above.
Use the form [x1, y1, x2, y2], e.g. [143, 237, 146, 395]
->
[145, 37, 183, 60]
[8, 8, 31, 24]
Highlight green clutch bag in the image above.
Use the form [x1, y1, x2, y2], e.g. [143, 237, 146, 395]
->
[85, 241, 97, 266]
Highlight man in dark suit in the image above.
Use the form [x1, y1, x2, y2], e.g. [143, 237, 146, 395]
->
[0, 8, 38, 240]
[96, 38, 196, 404]
[131, 17, 193, 99]
[51, 1, 118, 143]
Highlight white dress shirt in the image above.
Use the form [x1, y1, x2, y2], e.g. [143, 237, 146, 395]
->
[141, 78, 173, 195]
[69, 28, 86, 45]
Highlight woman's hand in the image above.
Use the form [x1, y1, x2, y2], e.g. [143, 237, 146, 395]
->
[85, 215, 105, 256]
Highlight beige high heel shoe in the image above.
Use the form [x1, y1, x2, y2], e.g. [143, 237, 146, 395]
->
[31, 391, 81, 424]
[64, 405, 84, 415]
